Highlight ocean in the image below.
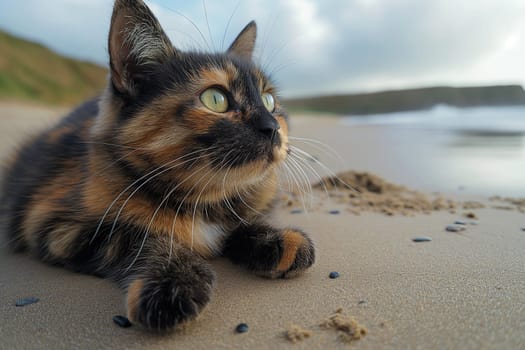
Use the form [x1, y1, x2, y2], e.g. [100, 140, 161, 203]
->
[292, 105, 525, 197]
[338, 105, 525, 197]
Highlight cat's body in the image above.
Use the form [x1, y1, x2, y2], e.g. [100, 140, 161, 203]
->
[1, 0, 314, 330]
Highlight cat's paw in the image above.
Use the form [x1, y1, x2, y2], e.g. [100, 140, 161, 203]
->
[267, 229, 315, 279]
[126, 263, 215, 330]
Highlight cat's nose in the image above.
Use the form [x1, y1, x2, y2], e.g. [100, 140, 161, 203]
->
[252, 113, 280, 137]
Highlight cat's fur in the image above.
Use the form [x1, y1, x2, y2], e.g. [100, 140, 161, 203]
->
[0, 0, 314, 330]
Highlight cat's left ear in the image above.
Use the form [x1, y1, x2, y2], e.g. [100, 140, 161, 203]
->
[227, 21, 257, 60]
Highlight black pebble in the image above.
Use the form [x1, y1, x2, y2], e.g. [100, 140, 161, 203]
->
[329, 210, 340, 215]
[521, 227, 525, 232]
[446, 225, 465, 232]
[329, 271, 340, 279]
[412, 237, 432, 242]
[15, 297, 39, 307]
[290, 209, 302, 214]
[358, 300, 367, 305]
[235, 323, 249, 333]
[113, 315, 132, 328]
[454, 220, 467, 225]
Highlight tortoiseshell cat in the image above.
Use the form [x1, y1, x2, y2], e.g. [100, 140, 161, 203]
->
[1, 0, 314, 330]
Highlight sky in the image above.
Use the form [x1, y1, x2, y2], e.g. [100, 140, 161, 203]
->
[0, 0, 524, 97]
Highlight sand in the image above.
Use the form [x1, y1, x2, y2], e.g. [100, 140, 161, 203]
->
[1, 104, 525, 349]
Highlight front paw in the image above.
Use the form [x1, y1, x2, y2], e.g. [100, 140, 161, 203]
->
[225, 226, 315, 279]
[268, 229, 315, 278]
[126, 263, 215, 330]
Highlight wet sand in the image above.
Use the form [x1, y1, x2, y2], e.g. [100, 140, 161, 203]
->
[1, 104, 524, 349]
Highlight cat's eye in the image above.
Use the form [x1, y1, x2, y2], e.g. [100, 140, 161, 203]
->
[262, 92, 275, 112]
[200, 88, 228, 113]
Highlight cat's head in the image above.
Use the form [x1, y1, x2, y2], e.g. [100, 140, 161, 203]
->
[95, 0, 289, 199]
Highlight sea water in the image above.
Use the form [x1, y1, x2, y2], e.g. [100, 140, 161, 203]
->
[339, 105, 525, 197]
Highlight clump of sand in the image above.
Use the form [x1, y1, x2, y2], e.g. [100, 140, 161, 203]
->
[320, 308, 368, 343]
[313, 171, 460, 216]
[285, 324, 312, 343]
[280, 170, 525, 216]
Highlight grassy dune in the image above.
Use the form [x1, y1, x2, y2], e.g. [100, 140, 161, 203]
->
[0, 30, 107, 106]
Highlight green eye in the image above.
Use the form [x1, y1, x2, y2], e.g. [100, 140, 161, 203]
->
[200, 88, 228, 113]
[262, 92, 275, 112]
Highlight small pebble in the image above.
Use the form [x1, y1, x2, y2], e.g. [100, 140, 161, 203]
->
[469, 221, 478, 226]
[113, 315, 132, 328]
[521, 227, 525, 232]
[329, 271, 340, 279]
[15, 297, 39, 307]
[290, 209, 302, 214]
[454, 220, 467, 225]
[357, 300, 367, 305]
[235, 323, 249, 333]
[412, 236, 432, 242]
[446, 225, 466, 232]
[329, 210, 340, 215]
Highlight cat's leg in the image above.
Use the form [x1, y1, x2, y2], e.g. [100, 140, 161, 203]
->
[119, 236, 215, 330]
[222, 223, 315, 278]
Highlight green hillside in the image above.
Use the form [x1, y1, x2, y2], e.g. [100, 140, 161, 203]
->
[0, 30, 107, 106]
[284, 85, 525, 115]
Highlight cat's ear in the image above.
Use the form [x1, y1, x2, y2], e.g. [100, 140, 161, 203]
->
[227, 21, 257, 60]
[108, 0, 175, 95]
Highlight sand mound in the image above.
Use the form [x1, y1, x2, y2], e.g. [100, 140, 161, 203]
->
[281, 170, 525, 216]
[313, 171, 460, 216]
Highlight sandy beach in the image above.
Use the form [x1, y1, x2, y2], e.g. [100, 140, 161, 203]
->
[1, 103, 524, 349]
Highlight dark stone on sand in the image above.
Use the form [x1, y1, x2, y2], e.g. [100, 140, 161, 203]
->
[15, 297, 39, 307]
[329, 271, 340, 279]
[113, 315, 132, 328]
[412, 237, 432, 242]
[235, 323, 249, 333]
[358, 300, 367, 305]
[446, 225, 466, 232]
[329, 210, 340, 215]
[290, 209, 302, 214]
[454, 220, 467, 225]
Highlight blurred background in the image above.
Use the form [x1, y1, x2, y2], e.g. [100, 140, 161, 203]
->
[0, 0, 524, 196]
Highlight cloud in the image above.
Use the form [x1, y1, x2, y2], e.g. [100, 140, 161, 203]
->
[1, 0, 524, 97]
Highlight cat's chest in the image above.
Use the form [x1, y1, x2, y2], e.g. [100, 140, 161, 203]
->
[194, 220, 228, 257]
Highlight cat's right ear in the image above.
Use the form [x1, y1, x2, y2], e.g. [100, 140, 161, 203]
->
[108, 0, 175, 95]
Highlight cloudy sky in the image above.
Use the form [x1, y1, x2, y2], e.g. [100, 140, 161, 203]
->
[0, 0, 524, 97]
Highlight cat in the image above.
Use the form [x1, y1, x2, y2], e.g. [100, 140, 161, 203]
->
[0, 0, 314, 330]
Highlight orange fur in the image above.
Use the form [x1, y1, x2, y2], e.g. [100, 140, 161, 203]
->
[277, 230, 307, 272]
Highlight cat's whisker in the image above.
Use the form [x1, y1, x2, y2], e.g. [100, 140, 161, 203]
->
[287, 154, 313, 201]
[290, 145, 359, 194]
[220, 0, 241, 51]
[102, 150, 213, 244]
[283, 157, 310, 213]
[279, 161, 295, 193]
[190, 151, 238, 251]
[202, 0, 215, 51]
[289, 152, 330, 200]
[219, 154, 247, 225]
[128, 159, 219, 272]
[80, 141, 147, 151]
[92, 147, 214, 244]
[157, 4, 212, 51]
[288, 136, 346, 166]
[236, 180, 264, 217]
